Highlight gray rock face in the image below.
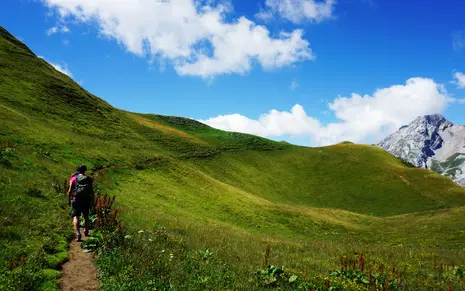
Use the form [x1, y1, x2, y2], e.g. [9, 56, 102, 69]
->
[378, 114, 465, 187]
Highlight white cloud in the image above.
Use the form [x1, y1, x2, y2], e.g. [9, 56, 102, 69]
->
[257, 0, 335, 24]
[46, 25, 71, 36]
[42, 0, 314, 78]
[290, 80, 298, 90]
[50, 62, 73, 77]
[38, 56, 73, 77]
[46, 26, 58, 36]
[201, 104, 322, 138]
[200, 77, 453, 146]
[453, 72, 465, 88]
[255, 10, 274, 22]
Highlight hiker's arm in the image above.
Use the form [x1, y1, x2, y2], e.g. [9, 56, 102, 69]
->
[67, 181, 73, 206]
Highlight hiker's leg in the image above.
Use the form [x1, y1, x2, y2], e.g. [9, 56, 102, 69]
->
[71, 201, 80, 233]
[84, 215, 90, 236]
[71, 200, 82, 241]
[73, 215, 80, 233]
[83, 204, 90, 236]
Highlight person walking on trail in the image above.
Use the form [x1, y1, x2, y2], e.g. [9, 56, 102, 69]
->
[67, 164, 94, 242]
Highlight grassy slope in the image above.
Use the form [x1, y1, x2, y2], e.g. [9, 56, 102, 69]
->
[2, 25, 465, 289]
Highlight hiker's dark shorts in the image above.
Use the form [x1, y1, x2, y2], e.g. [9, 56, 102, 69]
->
[71, 200, 90, 217]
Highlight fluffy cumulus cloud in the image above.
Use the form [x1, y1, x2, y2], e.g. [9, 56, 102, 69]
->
[200, 78, 454, 146]
[42, 0, 314, 78]
[38, 56, 73, 77]
[201, 104, 322, 138]
[453, 71, 465, 88]
[257, 0, 335, 24]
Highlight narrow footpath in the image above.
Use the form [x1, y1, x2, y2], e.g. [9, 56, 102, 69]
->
[60, 237, 100, 291]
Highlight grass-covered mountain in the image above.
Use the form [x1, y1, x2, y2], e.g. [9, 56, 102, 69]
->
[3, 25, 465, 290]
[378, 114, 465, 187]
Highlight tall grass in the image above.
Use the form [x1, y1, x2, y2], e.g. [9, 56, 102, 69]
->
[84, 176, 465, 290]
[0, 166, 71, 291]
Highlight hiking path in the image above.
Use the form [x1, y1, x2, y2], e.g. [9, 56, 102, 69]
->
[60, 237, 100, 291]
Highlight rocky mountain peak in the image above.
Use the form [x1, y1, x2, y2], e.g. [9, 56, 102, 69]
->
[378, 115, 465, 187]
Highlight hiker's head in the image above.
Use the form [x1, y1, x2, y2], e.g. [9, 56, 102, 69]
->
[77, 164, 87, 174]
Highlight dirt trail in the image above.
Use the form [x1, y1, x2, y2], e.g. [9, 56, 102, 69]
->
[60, 237, 100, 291]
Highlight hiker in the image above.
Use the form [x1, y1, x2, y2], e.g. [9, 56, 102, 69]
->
[67, 164, 94, 242]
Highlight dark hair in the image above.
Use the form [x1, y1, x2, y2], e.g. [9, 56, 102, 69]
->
[77, 164, 87, 173]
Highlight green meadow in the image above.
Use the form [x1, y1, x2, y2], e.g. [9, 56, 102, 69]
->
[2, 25, 465, 290]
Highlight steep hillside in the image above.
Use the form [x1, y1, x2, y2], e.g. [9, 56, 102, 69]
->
[2, 25, 463, 217]
[378, 114, 465, 186]
[3, 26, 465, 290]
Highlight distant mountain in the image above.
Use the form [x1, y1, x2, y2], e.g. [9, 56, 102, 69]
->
[378, 114, 465, 187]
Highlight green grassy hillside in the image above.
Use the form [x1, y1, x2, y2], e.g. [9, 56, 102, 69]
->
[2, 25, 465, 290]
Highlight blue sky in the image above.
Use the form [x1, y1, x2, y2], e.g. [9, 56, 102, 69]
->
[2, 0, 465, 145]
